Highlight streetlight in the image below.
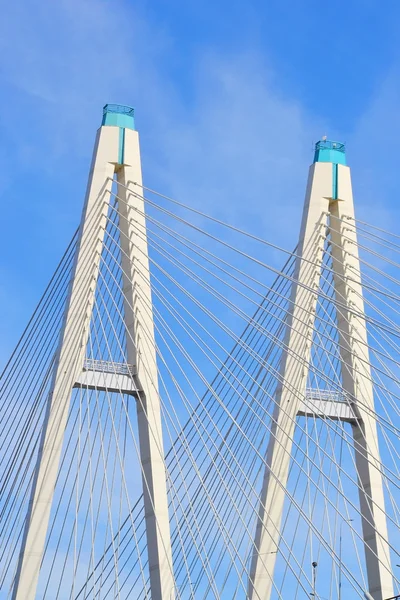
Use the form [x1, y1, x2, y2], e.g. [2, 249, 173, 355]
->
[311, 561, 318, 598]
[339, 518, 354, 600]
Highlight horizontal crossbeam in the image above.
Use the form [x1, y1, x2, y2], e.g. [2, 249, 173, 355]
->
[74, 358, 142, 395]
[297, 388, 357, 423]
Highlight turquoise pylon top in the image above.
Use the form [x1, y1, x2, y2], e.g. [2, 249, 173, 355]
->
[102, 104, 135, 130]
[314, 139, 346, 165]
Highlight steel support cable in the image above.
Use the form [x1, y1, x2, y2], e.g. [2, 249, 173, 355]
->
[4, 387, 97, 596]
[0, 229, 78, 387]
[292, 310, 338, 590]
[340, 218, 400, 264]
[112, 183, 400, 345]
[76, 228, 146, 598]
[41, 386, 119, 597]
[87, 316, 286, 599]
[93, 266, 262, 600]
[107, 198, 400, 414]
[83, 219, 390, 596]
[11, 188, 139, 555]
[326, 230, 400, 328]
[314, 243, 400, 479]
[106, 198, 400, 426]
[138, 203, 400, 390]
[324, 282, 400, 466]
[103, 240, 400, 572]
[0, 243, 81, 497]
[108, 216, 400, 462]
[306, 284, 382, 590]
[85, 388, 120, 600]
[0, 357, 56, 515]
[90, 282, 223, 597]
[142, 223, 400, 456]
[40, 221, 132, 572]
[101, 218, 400, 536]
[291, 421, 342, 600]
[0, 385, 54, 569]
[307, 338, 368, 591]
[86, 325, 125, 599]
[41, 227, 130, 583]
[290, 279, 400, 546]
[70, 384, 82, 600]
[75, 259, 295, 598]
[103, 211, 360, 412]
[112, 179, 358, 286]
[7, 186, 396, 596]
[149, 370, 255, 598]
[3, 364, 78, 584]
[101, 188, 400, 496]
[2, 196, 148, 596]
[97, 237, 294, 552]
[42, 372, 131, 597]
[241, 298, 362, 590]
[329, 211, 400, 245]
[87, 308, 137, 600]
[322, 227, 398, 552]
[107, 185, 400, 341]
[171, 321, 296, 598]
[88, 268, 168, 599]
[345, 266, 400, 369]
[109, 262, 380, 600]
[0, 293, 69, 474]
[97, 251, 388, 592]
[12, 219, 400, 596]
[92, 260, 314, 596]
[133, 179, 400, 333]
[0, 230, 77, 453]
[271, 272, 343, 596]
[308, 266, 399, 459]
[0, 351, 67, 551]
[0, 291, 71, 465]
[79, 392, 146, 600]
[0, 375, 87, 590]
[326, 222, 400, 310]
[306, 284, 400, 572]
[91, 276, 219, 600]
[0, 393, 51, 586]
[235, 419, 324, 599]
[49, 244, 150, 600]
[0, 253, 76, 468]
[315, 267, 400, 441]
[105, 239, 400, 568]
[328, 434, 345, 600]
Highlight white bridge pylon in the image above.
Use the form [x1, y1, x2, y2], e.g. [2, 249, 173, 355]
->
[12, 105, 174, 600]
[248, 142, 394, 600]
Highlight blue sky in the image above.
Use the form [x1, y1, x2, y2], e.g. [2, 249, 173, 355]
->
[1, 0, 400, 362]
[2, 3, 400, 597]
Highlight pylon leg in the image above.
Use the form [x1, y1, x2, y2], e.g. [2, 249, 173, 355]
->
[330, 165, 393, 600]
[248, 143, 393, 600]
[248, 161, 331, 600]
[12, 106, 174, 600]
[117, 131, 174, 599]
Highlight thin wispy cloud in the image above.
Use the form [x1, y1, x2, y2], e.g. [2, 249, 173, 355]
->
[0, 0, 399, 363]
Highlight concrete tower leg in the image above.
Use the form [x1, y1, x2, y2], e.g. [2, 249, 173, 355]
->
[248, 141, 393, 600]
[117, 128, 174, 599]
[248, 160, 331, 600]
[12, 105, 174, 600]
[329, 164, 393, 600]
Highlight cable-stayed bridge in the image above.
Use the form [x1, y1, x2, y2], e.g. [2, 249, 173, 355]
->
[1, 104, 400, 600]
